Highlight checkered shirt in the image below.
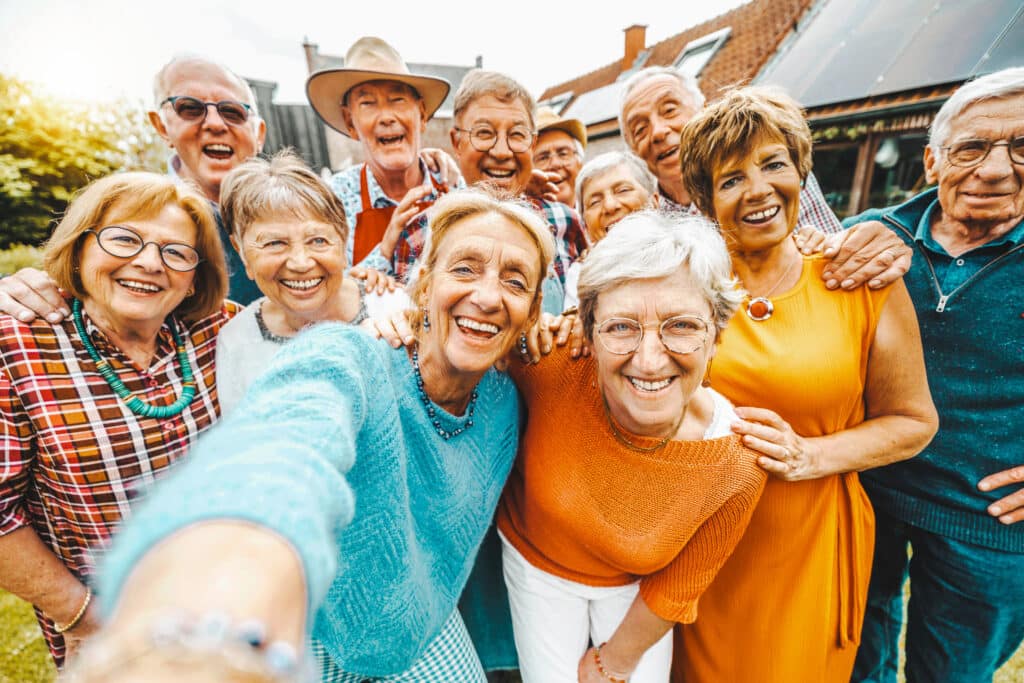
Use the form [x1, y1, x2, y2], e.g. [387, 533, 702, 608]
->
[526, 197, 589, 285]
[658, 171, 843, 234]
[0, 303, 236, 664]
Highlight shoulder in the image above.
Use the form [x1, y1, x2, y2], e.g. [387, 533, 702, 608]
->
[182, 302, 235, 345]
[536, 198, 580, 225]
[0, 314, 62, 357]
[216, 301, 262, 347]
[363, 288, 412, 319]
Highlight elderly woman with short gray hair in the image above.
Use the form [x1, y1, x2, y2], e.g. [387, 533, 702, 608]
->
[495, 210, 766, 682]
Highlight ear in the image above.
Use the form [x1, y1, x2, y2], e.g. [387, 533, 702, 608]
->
[649, 193, 661, 210]
[419, 100, 428, 133]
[449, 126, 460, 149]
[230, 235, 254, 279]
[255, 118, 267, 153]
[341, 106, 360, 140]
[923, 145, 939, 185]
[149, 110, 172, 146]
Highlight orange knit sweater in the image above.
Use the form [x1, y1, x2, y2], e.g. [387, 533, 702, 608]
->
[497, 346, 766, 623]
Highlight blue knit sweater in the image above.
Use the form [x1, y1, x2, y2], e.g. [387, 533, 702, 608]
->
[847, 189, 1024, 552]
[98, 324, 522, 675]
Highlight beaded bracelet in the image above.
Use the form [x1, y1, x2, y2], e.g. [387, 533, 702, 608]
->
[593, 642, 630, 683]
[64, 611, 304, 682]
[54, 587, 92, 634]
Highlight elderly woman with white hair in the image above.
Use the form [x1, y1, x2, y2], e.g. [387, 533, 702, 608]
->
[496, 211, 767, 682]
[561, 152, 659, 312]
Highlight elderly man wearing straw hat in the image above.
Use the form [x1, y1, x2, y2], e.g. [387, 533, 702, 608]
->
[308, 36, 462, 283]
[532, 107, 587, 207]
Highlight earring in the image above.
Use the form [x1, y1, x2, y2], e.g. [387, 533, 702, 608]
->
[702, 358, 713, 388]
[186, 286, 195, 297]
[422, 307, 430, 330]
[519, 333, 529, 357]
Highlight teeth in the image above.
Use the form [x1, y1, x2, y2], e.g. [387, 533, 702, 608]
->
[484, 169, 515, 178]
[281, 278, 323, 290]
[379, 135, 403, 144]
[745, 207, 780, 221]
[205, 144, 232, 153]
[456, 317, 499, 334]
[628, 376, 673, 392]
[118, 279, 161, 292]
[657, 147, 678, 161]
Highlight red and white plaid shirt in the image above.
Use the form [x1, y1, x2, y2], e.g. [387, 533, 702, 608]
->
[0, 302, 236, 664]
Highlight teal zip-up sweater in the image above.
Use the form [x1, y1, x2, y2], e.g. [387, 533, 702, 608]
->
[846, 189, 1024, 552]
[99, 324, 521, 675]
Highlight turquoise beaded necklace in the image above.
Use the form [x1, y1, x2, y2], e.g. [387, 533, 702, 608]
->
[72, 298, 197, 419]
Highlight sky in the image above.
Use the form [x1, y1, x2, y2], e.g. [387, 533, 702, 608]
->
[0, 0, 748, 105]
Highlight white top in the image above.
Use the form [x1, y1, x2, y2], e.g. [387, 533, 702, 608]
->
[562, 261, 581, 311]
[703, 387, 739, 438]
[215, 287, 410, 416]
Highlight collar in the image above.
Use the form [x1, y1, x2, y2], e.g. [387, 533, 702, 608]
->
[78, 304, 179, 360]
[364, 159, 437, 209]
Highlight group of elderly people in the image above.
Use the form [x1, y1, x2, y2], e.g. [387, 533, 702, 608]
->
[0, 29, 1020, 683]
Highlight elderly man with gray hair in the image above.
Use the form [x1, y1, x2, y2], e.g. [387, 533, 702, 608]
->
[848, 66, 1024, 683]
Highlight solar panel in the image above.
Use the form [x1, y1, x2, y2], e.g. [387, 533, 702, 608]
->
[759, 0, 1024, 107]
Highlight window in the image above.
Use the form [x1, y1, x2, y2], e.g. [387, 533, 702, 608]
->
[674, 27, 731, 78]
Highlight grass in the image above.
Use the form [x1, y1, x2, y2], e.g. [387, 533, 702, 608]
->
[0, 589, 1021, 682]
[0, 245, 44, 277]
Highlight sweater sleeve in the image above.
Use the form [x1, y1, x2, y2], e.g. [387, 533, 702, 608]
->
[638, 463, 766, 623]
[98, 323, 372, 618]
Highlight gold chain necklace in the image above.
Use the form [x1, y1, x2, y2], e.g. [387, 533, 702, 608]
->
[601, 391, 687, 453]
[744, 254, 800, 321]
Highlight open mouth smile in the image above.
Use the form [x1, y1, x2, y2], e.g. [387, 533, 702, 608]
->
[378, 134, 406, 147]
[280, 277, 324, 291]
[656, 146, 679, 162]
[456, 316, 500, 338]
[117, 279, 163, 294]
[203, 143, 233, 160]
[627, 376, 676, 393]
[742, 206, 781, 224]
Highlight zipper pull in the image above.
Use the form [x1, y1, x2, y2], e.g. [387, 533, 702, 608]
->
[936, 294, 949, 312]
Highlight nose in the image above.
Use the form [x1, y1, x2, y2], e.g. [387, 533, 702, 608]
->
[285, 244, 315, 270]
[746, 168, 773, 201]
[133, 242, 165, 272]
[974, 142, 1015, 180]
[631, 324, 669, 373]
[202, 103, 229, 131]
[489, 133, 514, 160]
[650, 115, 672, 144]
[469, 273, 502, 312]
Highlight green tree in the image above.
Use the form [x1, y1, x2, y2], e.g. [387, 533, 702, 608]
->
[0, 74, 165, 248]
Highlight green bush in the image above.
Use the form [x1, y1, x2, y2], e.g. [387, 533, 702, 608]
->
[0, 244, 43, 277]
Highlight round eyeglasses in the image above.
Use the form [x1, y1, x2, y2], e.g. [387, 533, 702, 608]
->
[161, 96, 252, 126]
[453, 124, 534, 153]
[595, 315, 711, 355]
[86, 226, 202, 272]
[942, 136, 1024, 167]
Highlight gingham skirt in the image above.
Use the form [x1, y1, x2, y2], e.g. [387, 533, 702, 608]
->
[312, 610, 487, 682]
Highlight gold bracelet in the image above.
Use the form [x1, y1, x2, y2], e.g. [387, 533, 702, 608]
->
[55, 587, 92, 634]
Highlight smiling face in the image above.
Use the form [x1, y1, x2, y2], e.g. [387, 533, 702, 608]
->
[150, 60, 266, 202]
[342, 80, 428, 176]
[925, 94, 1024, 234]
[421, 211, 541, 384]
[239, 214, 346, 323]
[710, 138, 802, 254]
[590, 266, 715, 439]
[451, 94, 534, 194]
[622, 75, 701, 188]
[78, 202, 198, 335]
[581, 164, 654, 240]
[533, 129, 582, 205]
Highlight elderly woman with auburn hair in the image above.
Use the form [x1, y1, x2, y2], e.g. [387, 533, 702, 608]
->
[0, 173, 231, 667]
[673, 86, 938, 682]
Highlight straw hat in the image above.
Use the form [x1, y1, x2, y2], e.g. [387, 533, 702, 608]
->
[535, 107, 587, 149]
[307, 36, 451, 137]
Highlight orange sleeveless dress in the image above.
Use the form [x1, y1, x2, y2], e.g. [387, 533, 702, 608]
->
[674, 256, 892, 682]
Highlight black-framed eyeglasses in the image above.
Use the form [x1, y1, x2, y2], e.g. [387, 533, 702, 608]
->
[160, 95, 253, 126]
[942, 136, 1024, 167]
[595, 315, 710, 355]
[86, 226, 202, 272]
[453, 124, 534, 153]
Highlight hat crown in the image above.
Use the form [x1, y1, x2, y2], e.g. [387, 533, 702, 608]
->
[343, 37, 412, 78]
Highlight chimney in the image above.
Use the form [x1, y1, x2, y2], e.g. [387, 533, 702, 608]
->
[475, 55, 483, 68]
[622, 24, 647, 70]
[302, 37, 319, 74]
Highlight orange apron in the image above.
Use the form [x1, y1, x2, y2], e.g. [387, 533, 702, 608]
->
[352, 165, 443, 266]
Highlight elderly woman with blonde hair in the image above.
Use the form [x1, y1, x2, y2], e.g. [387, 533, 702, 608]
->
[65, 188, 556, 683]
[0, 173, 230, 667]
[673, 86, 938, 682]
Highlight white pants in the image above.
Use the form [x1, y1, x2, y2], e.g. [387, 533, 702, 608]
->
[499, 532, 672, 683]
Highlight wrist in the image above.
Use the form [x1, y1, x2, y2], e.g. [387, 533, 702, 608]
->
[594, 641, 634, 681]
[54, 585, 93, 634]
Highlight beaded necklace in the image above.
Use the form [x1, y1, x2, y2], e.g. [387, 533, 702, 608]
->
[410, 345, 478, 440]
[72, 299, 197, 419]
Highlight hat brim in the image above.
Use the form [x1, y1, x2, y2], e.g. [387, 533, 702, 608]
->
[538, 119, 588, 149]
[306, 69, 451, 137]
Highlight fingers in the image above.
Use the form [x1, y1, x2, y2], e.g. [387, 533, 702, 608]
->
[867, 249, 913, 289]
[568, 316, 586, 358]
[793, 225, 826, 255]
[822, 221, 908, 290]
[979, 466, 1024, 524]
[372, 313, 414, 348]
[732, 406, 786, 427]
[420, 149, 441, 174]
[522, 322, 542, 364]
[0, 269, 68, 323]
[553, 315, 574, 346]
